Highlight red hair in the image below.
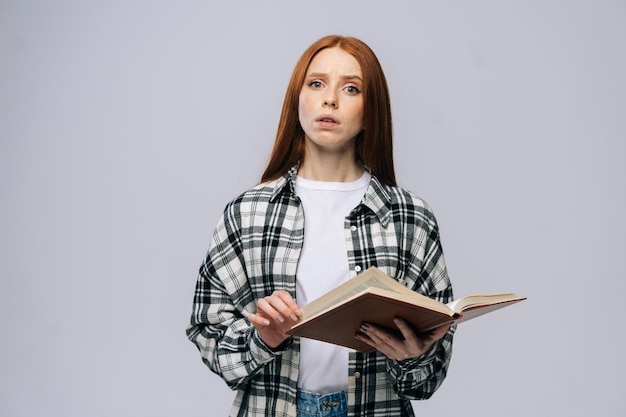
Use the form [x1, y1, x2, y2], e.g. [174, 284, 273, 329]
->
[261, 35, 396, 186]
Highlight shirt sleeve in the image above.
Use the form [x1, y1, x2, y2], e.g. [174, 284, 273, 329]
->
[386, 205, 455, 400]
[185, 205, 285, 390]
[386, 321, 455, 400]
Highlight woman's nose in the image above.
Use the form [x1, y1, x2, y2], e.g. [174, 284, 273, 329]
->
[323, 97, 338, 108]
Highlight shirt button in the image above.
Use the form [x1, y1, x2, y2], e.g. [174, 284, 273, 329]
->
[350, 225, 357, 232]
[354, 372, 361, 379]
[354, 265, 362, 272]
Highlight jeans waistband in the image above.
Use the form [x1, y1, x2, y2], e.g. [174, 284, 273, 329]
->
[296, 389, 348, 417]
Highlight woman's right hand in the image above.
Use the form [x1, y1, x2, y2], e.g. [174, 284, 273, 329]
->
[248, 290, 302, 349]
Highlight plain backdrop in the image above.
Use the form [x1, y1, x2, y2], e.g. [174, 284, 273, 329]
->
[1, 1, 625, 416]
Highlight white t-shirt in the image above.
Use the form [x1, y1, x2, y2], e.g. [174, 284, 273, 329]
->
[294, 171, 371, 394]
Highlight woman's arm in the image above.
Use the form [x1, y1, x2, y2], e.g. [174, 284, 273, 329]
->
[186, 208, 289, 390]
[370, 198, 456, 400]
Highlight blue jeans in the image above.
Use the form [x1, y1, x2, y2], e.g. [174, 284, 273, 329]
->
[296, 390, 348, 417]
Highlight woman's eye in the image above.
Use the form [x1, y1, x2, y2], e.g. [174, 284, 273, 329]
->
[345, 85, 361, 95]
[308, 81, 323, 89]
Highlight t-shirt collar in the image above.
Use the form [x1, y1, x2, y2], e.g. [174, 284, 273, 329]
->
[269, 162, 391, 227]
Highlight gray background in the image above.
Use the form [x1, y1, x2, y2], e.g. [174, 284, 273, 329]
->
[1, 1, 625, 416]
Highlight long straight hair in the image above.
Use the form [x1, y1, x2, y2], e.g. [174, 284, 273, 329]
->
[261, 35, 396, 186]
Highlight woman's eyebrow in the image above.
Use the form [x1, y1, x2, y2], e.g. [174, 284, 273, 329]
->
[305, 72, 363, 82]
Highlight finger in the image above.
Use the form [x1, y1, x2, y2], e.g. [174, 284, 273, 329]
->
[355, 330, 387, 354]
[393, 318, 417, 343]
[271, 290, 303, 321]
[359, 324, 402, 359]
[259, 293, 301, 325]
[248, 312, 271, 327]
[249, 313, 291, 349]
[354, 331, 373, 345]
[257, 297, 287, 324]
[361, 323, 399, 350]
[267, 293, 300, 323]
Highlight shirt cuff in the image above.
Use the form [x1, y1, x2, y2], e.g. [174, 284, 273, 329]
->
[390, 340, 440, 373]
[249, 329, 292, 363]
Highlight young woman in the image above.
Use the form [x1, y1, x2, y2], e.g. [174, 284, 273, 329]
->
[187, 35, 454, 417]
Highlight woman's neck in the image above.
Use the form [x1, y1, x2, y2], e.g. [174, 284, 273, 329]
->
[298, 152, 363, 182]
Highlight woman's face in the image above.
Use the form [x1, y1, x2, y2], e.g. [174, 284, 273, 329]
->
[298, 47, 364, 155]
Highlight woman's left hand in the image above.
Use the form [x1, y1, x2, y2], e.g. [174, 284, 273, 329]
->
[355, 319, 450, 361]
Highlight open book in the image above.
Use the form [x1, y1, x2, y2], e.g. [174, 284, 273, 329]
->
[287, 267, 526, 353]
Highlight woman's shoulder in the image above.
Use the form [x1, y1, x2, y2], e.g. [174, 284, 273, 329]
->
[223, 177, 291, 212]
[376, 182, 439, 226]
[379, 182, 433, 212]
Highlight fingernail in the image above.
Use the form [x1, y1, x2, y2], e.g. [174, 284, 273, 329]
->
[295, 309, 302, 316]
[394, 318, 403, 324]
[290, 314, 298, 322]
[276, 316, 284, 323]
[262, 319, 270, 326]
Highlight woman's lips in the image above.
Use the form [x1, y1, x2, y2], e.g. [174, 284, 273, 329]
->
[316, 114, 340, 128]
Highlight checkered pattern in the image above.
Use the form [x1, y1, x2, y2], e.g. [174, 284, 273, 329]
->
[186, 165, 454, 417]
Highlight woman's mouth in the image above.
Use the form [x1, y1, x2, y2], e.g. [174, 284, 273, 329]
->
[316, 115, 340, 128]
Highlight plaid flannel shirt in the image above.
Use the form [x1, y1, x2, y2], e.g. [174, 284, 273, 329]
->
[187, 165, 454, 417]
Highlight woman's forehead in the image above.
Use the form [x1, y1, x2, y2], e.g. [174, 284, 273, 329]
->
[305, 47, 362, 78]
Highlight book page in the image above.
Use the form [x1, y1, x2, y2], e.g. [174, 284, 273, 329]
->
[447, 293, 525, 314]
[302, 275, 391, 319]
[300, 268, 415, 319]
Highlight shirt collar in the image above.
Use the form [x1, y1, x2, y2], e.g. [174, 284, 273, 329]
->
[361, 170, 392, 227]
[269, 163, 392, 227]
[269, 163, 299, 202]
